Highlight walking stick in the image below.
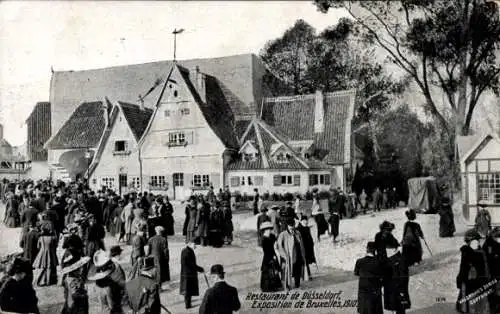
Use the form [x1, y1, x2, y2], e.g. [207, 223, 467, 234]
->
[423, 238, 433, 256]
[203, 272, 210, 288]
[160, 303, 173, 314]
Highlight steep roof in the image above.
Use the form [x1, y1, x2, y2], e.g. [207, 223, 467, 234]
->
[261, 90, 356, 164]
[49, 54, 265, 136]
[117, 102, 153, 141]
[457, 134, 485, 162]
[45, 101, 105, 149]
[176, 65, 239, 149]
[226, 119, 330, 171]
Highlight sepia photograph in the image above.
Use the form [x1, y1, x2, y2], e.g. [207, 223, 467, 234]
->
[0, 1, 499, 313]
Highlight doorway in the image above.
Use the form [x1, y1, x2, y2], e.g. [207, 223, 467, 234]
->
[173, 173, 184, 200]
[119, 174, 127, 195]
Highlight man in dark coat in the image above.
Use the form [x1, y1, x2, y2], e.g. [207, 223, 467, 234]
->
[209, 201, 225, 248]
[374, 220, 396, 260]
[372, 188, 382, 212]
[383, 234, 411, 314]
[252, 189, 260, 215]
[354, 241, 383, 314]
[297, 216, 316, 278]
[483, 227, 500, 313]
[222, 201, 233, 245]
[19, 223, 40, 265]
[438, 197, 455, 237]
[180, 240, 204, 309]
[0, 257, 40, 314]
[199, 264, 241, 314]
[147, 226, 170, 287]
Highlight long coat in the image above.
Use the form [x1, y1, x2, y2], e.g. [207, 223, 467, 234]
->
[62, 275, 89, 314]
[475, 209, 492, 237]
[260, 234, 281, 292]
[186, 206, 198, 242]
[257, 214, 270, 247]
[383, 252, 411, 312]
[275, 230, 309, 289]
[483, 237, 500, 313]
[131, 234, 146, 265]
[121, 204, 134, 235]
[179, 246, 203, 297]
[195, 205, 210, 238]
[401, 221, 424, 266]
[147, 235, 170, 284]
[125, 272, 160, 314]
[297, 225, 316, 265]
[85, 224, 105, 258]
[354, 255, 383, 314]
[438, 204, 456, 237]
[456, 245, 491, 313]
[5, 198, 20, 227]
[20, 229, 40, 265]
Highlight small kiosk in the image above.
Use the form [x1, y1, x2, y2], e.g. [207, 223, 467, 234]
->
[459, 133, 500, 226]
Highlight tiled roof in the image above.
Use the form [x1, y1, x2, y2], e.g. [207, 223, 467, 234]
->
[261, 90, 355, 164]
[49, 54, 266, 135]
[46, 101, 105, 149]
[117, 102, 153, 141]
[226, 119, 330, 171]
[235, 120, 252, 142]
[177, 65, 239, 149]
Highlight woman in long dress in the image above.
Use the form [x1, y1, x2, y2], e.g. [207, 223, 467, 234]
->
[120, 199, 134, 243]
[61, 255, 90, 314]
[401, 209, 425, 266]
[33, 223, 58, 286]
[4, 193, 20, 228]
[438, 197, 455, 238]
[260, 221, 281, 292]
[456, 229, 491, 313]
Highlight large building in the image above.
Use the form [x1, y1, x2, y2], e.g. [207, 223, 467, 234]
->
[26, 102, 51, 179]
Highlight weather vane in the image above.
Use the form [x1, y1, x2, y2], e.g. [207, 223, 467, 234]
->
[172, 28, 185, 62]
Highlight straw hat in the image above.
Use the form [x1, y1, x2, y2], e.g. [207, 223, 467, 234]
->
[61, 255, 90, 275]
[260, 221, 273, 231]
[87, 250, 114, 281]
[478, 200, 488, 208]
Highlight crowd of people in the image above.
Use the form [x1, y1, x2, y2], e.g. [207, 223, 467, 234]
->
[0, 178, 241, 314]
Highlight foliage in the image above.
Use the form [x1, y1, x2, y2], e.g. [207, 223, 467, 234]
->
[260, 18, 408, 123]
[314, 0, 500, 137]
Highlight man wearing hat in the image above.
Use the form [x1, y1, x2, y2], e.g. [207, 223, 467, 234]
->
[60, 254, 91, 313]
[437, 196, 455, 238]
[125, 257, 161, 314]
[382, 234, 411, 314]
[180, 240, 205, 309]
[354, 241, 384, 314]
[89, 250, 126, 314]
[275, 217, 309, 290]
[147, 225, 170, 288]
[199, 264, 241, 314]
[475, 200, 492, 237]
[209, 200, 225, 248]
[222, 201, 234, 245]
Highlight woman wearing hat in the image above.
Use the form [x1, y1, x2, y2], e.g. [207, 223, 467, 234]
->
[89, 250, 126, 314]
[401, 209, 425, 267]
[374, 220, 396, 260]
[0, 257, 40, 314]
[147, 225, 170, 287]
[382, 235, 411, 314]
[260, 221, 281, 292]
[257, 207, 271, 247]
[456, 229, 491, 313]
[33, 222, 58, 286]
[60, 254, 91, 314]
[354, 241, 384, 314]
[438, 196, 455, 238]
[4, 192, 20, 228]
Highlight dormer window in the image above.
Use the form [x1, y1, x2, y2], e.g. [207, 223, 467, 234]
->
[276, 153, 286, 162]
[113, 141, 130, 155]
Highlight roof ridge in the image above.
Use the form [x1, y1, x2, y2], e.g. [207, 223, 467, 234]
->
[254, 121, 269, 168]
[263, 94, 315, 103]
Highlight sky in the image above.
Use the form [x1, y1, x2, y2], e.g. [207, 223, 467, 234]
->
[0, 1, 350, 146]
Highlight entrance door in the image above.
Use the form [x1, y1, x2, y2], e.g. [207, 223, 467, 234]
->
[173, 173, 184, 200]
[119, 174, 127, 195]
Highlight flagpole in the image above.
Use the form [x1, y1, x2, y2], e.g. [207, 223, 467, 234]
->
[172, 28, 184, 62]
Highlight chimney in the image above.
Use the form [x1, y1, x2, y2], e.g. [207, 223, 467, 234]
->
[314, 90, 324, 133]
[138, 95, 145, 110]
[191, 66, 206, 103]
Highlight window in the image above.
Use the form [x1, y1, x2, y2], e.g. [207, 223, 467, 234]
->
[247, 176, 253, 186]
[478, 173, 500, 204]
[178, 132, 186, 144]
[173, 173, 184, 186]
[180, 108, 190, 115]
[281, 175, 292, 185]
[150, 176, 166, 188]
[276, 153, 286, 162]
[169, 133, 178, 144]
[243, 153, 255, 162]
[230, 177, 239, 187]
[168, 131, 187, 146]
[102, 177, 115, 189]
[193, 174, 209, 187]
[309, 174, 331, 185]
[240, 176, 246, 186]
[309, 174, 318, 186]
[130, 177, 140, 190]
[164, 110, 171, 117]
[114, 141, 126, 152]
[254, 176, 264, 186]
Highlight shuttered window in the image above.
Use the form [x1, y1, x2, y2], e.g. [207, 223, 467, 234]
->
[230, 177, 240, 187]
[293, 175, 300, 186]
[309, 174, 318, 185]
[254, 176, 264, 186]
[324, 174, 331, 185]
[273, 175, 281, 186]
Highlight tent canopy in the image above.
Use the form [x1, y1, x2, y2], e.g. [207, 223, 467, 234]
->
[407, 176, 440, 213]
